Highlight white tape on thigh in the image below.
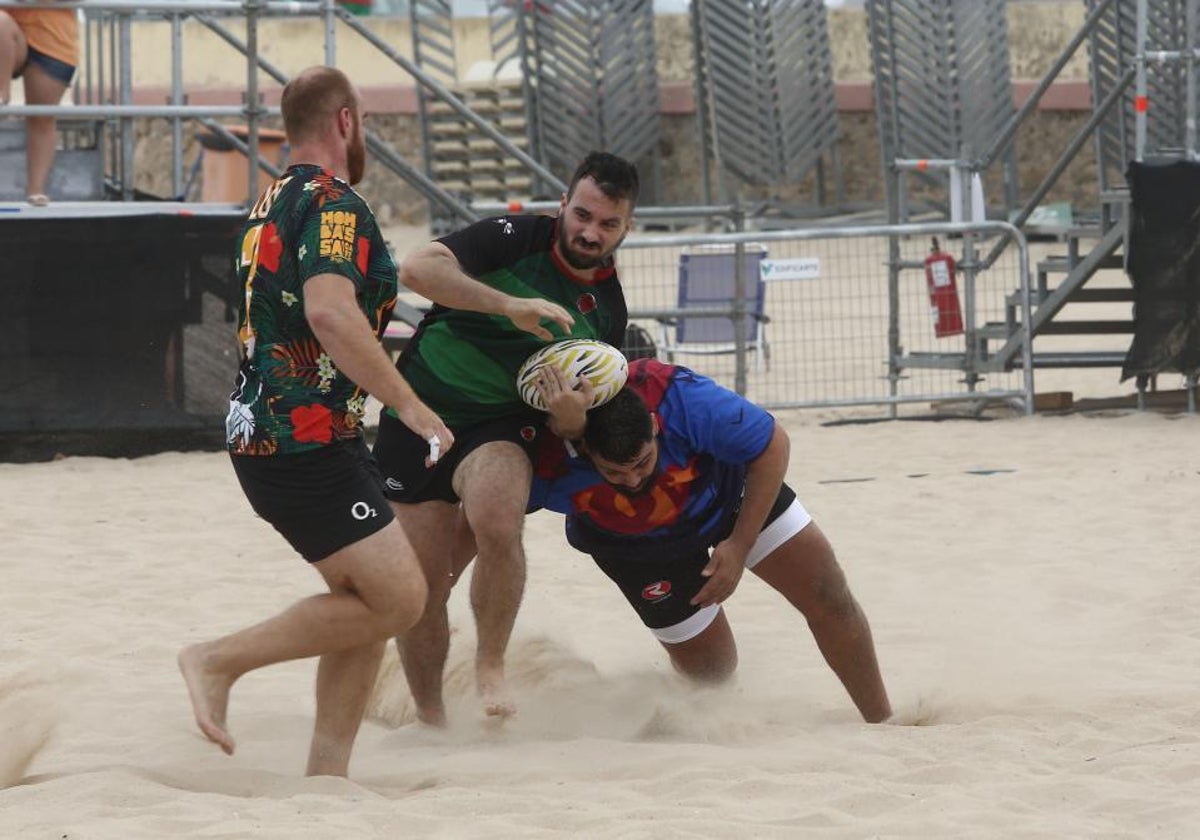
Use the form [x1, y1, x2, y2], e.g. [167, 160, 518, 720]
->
[651, 604, 720, 644]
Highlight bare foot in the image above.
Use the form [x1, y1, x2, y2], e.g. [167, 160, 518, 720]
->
[414, 704, 448, 728]
[177, 643, 236, 755]
[477, 664, 516, 719]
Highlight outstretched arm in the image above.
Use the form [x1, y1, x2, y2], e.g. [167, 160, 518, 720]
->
[692, 423, 790, 607]
[400, 242, 575, 340]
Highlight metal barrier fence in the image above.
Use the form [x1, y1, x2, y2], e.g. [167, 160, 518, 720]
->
[614, 221, 1033, 416]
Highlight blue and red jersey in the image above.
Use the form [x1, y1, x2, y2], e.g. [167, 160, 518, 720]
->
[528, 359, 776, 561]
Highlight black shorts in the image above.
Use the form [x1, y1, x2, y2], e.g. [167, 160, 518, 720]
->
[18, 47, 76, 86]
[591, 483, 807, 642]
[230, 437, 394, 563]
[372, 411, 544, 504]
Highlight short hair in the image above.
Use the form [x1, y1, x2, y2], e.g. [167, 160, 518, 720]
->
[281, 66, 357, 145]
[567, 151, 640, 206]
[583, 388, 654, 463]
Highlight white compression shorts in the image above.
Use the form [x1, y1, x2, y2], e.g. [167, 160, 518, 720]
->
[652, 497, 814, 644]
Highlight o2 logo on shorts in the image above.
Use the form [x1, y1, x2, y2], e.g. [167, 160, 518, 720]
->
[350, 501, 378, 521]
[641, 580, 672, 603]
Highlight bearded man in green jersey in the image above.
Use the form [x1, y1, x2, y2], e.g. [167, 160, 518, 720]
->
[372, 152, 638, 725]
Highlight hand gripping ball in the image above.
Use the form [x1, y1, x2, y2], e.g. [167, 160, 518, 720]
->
[516, 338, 629, 411]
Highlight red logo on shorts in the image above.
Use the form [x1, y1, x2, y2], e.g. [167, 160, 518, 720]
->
[520, 425, 537, 442]
[577, 293, 597, 314]
[641, 580, 672, 602]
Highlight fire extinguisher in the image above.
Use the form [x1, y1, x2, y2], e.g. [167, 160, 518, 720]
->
[923, 237, 964, 337]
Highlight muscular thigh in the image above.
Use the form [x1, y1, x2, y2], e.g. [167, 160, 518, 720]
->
[313, 518, 422, 608]
[375, 412, 539, 505]
[454, 440, 531, 511]
[749, 520, 848, 614]
[455, 440, 532, 542]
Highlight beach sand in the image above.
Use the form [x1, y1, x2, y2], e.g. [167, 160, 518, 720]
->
[1, 405, 1197, 838]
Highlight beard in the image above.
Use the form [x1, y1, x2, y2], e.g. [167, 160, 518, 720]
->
[614, 476, 656, 497]
[347, 120, 366, 185]
[559, 223, 623, 270]
[610, 463, 659, 497]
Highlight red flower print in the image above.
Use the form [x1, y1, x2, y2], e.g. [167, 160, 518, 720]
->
[356, 235, 370, 276]
[258, 222, 283, 273]
[291, 403, 333, 444]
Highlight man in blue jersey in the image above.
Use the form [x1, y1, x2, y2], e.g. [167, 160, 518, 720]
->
[523, 357, 892, 722]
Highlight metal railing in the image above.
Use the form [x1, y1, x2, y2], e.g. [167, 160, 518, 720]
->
[613, 220, 1034, 416]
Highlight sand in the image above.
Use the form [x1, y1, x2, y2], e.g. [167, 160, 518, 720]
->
[1, 404, 1197, 838]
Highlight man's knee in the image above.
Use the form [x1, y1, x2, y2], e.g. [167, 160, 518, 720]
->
[460, 473, 529, 552]
[670, 650, 738, 684]
[372, 569, 428, 636]
[420, 560, 456, 606]
[661, 613, 738, 683]
[328, 527, 431, 635]
[467, 507, 525, 556]
[805, 567, 858, 625]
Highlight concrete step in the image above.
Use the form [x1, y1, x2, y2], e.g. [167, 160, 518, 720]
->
[0, 147, 105, 201]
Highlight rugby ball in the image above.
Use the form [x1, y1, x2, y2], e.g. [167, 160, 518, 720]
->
[516, 338, 629, 411]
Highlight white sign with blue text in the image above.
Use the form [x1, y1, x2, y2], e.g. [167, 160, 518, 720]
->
[760, 257, 820, 281]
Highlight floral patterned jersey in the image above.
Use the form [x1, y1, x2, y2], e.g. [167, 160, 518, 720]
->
[225, 164, 396, 456]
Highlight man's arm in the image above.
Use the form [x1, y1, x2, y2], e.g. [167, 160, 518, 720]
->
[400, 242, 575, 340]
[304, 273, 452, 459]
[692, 422, 790, 607]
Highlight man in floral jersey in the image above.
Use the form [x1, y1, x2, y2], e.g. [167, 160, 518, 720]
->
[178, 66, 453, 777]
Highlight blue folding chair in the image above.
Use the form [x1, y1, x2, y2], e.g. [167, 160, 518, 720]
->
[657, 244, 770, 370]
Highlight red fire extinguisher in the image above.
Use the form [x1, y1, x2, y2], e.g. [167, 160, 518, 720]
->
[923, 237, 964, 337]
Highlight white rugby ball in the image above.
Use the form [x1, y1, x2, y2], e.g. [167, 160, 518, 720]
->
[516, 338, 629, 411]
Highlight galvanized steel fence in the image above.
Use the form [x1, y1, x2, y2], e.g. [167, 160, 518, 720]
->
[614, 221, 1033, 416]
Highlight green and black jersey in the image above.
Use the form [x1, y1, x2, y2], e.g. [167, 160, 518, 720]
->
[395, 214, 628, 427]
[226, 164, 397, 456]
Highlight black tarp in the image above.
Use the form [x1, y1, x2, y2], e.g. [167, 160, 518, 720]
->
[1122, 159, 1200, 381]
[0, 208, 241, 459]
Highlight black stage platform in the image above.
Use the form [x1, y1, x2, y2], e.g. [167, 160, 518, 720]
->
[0, 201, 245, 460]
